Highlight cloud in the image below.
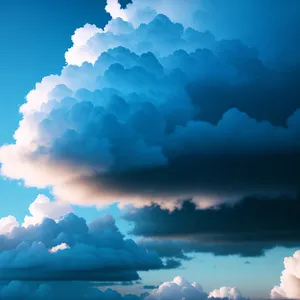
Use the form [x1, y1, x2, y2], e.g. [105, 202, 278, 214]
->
[142, 285, 158, 290]
[23, 194, 73, 227]
[0, 0, 299, 209]
[0, 277, 248, 300]
[271, 250, 300, 299]
[192, 0, 300, 65]
[145, 276, 246, 300]
[145, 276, 207, 300]
[124, 196, 300, 257]
[0, 194, 73, 231]
[187, 67, 300, 127]
[0, 216, 19, 235]
[48, 242, 70, 253]
[0, 200, 176, 282]
[209, 287, 245, 300]
[0, 281, 148, 300]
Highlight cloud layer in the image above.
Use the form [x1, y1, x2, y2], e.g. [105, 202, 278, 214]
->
[125, 196, 300, 257]
[0, 276, 247, 300]
[0, 0, 299, 208]
[0, 281, 147, 300]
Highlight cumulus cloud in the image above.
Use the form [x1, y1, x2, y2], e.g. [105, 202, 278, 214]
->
[209, 287, 245, 300]
[0, 194, 72, 236]
[145, 276, 246, 300]
[146, 276, 207, 300]
[0, 200, 176, 282]
[23, 194, 73, 227]
[271, 250, 300, 299]
[0, 0, 299, 209]
[0, 216, 19, 235]
[125, 196, 300, 257]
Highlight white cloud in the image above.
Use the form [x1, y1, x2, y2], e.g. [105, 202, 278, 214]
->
[0, 216, 19, 235]
[271, 250, 300, 299]
[49, 243, 70, 253]
[0, 195, 72, 234]
[145, 276, 246, 300]
[23, 194, 73, 227]
[146, 276, 207, 300]
[209, 287, 244, 300]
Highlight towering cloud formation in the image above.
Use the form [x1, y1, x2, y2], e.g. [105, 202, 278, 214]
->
[271, 250, 300, 299]
[0, 0, 299, 208]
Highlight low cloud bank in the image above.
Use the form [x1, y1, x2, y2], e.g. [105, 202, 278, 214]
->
[145, 276, 247, 300]
[0, 196, 175, 282]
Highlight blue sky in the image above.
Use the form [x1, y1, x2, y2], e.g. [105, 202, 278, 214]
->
[0, 1, 299, 299]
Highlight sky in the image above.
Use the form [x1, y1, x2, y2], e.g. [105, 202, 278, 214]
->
[0, 0, 299, 299]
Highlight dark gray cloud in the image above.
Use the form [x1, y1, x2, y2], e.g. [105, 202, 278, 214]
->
[124, 195, 300, 257]
[0, 213, 177, 282]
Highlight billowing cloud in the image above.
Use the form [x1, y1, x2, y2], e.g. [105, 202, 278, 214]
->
[0, 194, 73, 231]
[0, 200, 175, 282]
[145, 276, 207, 300]
[0, 0, 299, 209]
[125, 196, 300, 257]
[23, 194, 73, 227]
[209, 287, 245, 300]
[271, 250, 300, 299]
[0, 216, 19, 235]
[145, 276, 246, 300]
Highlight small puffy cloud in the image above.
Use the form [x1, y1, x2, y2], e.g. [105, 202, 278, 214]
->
[271, 250, 300, 299]
[209, 287, 244, 300]
[48, 243, 70, 253]
[23, 194, 73, 227]
[0, 216, 19, 235]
